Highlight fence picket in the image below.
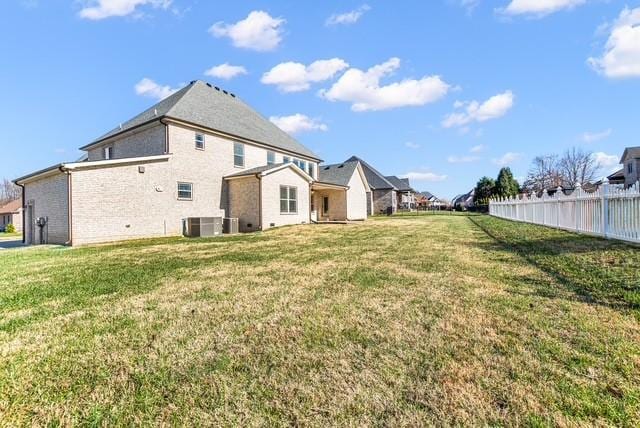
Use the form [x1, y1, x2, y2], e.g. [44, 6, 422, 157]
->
[489, 181, 640, 244]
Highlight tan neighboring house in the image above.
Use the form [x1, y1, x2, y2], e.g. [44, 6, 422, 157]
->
[384, 175, 416, 210]
[0, 199, 22, 232]
[14, 80, 331, 246]
[313, 160, 369, 222]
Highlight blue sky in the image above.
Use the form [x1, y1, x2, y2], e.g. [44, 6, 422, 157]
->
[1, 0, 639, 199]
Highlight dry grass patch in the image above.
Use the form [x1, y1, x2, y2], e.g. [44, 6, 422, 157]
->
[0, 214, 639, 425]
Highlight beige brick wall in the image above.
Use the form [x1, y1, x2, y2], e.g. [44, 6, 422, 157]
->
[24, 172, 69, 245]
[261, 168, 310, 229]
[87, 124, 167, 161]
[0, 209, 22, 232]
[313, 189, 347, 221]
[227, 177, 261, 232]
[346, 170, 368, 220]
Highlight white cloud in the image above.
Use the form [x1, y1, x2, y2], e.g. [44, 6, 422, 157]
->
[326, 4, 370, 26]
[593, 152, 620, 170]
[320, 57, 450, 112]
[588, 7, 640, 79]
[209, 11, 285, 52]
[204, 63, 248, 80]
[442, 91, 514, 128]
[447, 155, 480, 163]
[460, 0, 480, 14]
[405, 141, 421, 149]
[492, 152, 522, 166]
[499, 0, 585, 17]
[261, 58, 349, 92]
[269, 114, 328, 135]
[401, 171, 448, 182]
[79, 0, 171, 20]
[581, 128, 612, 143]
[470, 144, 486, 153]
[134, 78, 178, 100]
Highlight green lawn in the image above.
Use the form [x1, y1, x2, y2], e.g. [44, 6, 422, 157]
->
[0, 215, 639, 425]
[0, 231, 21, 241]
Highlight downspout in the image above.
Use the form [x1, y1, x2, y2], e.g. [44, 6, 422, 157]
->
[16, 182, 25, 244]
[59, 166, 73, 246]
[257, 173, 262, 230]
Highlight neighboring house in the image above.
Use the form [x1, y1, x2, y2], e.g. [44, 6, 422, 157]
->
[384, 176, 416, 210]
[346, 156, 397, 215]
[452, 189, 475, 211]
[0, 199, 22, 232]
[14, 80, 326, 245]
[416, 191, 443, 208]
[620, 147, 640, 188]
[314, 160, 369, 221]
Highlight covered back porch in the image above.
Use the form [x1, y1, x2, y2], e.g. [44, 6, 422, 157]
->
[311, 182, 348, 223]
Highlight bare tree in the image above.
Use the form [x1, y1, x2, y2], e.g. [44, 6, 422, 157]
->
[522, 154, 562, 193]
[558, 147, 598, 188]
[0, 178, 21, 205]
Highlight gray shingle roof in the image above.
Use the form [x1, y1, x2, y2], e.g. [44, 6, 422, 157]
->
[318, 161, 359, 187]
[83, 80, 320, 161]
[384, 175, 413, 192]
[224, 164, 284, 179]
[345, 156, 396, 190]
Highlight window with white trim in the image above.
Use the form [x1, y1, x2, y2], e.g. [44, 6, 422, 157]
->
[177, 182, 193, 200]
[280, 185, 297, 214]
[104, 146, 113, 160]
[267, 151, 276, 165]
[283, 156, 290, 164]
[308, 163, 314, 178]
[234, 143, 244, 167]
[195, 133, 205, 150]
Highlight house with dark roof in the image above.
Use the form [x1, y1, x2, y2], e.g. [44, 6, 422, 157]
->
[0, 199, 22, 232]
[14, 80, 334, 245]
[620, 146, 640, 188]
[452, 189, 475, 211]
[415, 191, 443, 208]
[314, 160, 369, 221]
[384, 175, 416, 210]
[345, 156, 398, 215]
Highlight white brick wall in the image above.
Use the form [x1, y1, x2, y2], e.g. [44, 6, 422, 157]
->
[228, 177, 261, 232]
[261, 168, 310, 229]
[87, 124, 166, 161]
[24, 172, 69, 245]
[346, 169, 368, 220]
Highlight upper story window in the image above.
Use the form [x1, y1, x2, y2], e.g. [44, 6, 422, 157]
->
[283, 156, 290, 164]
[177, 182, 193, 200]
[234, 143, 244, 167]
[629, 162, 634, 174]
[308, 163, 314, 178]
[104, 146, 113, 160]
[195, 133, 205, 150]
[280, 185, 297, 214]
[267, 151, 276, 165]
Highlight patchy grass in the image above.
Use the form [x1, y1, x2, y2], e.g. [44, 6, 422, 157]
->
[0, 232, 21, 241]
[0, 215, 638, 425]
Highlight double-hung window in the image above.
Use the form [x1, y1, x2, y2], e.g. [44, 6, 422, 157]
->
[234, 143, 244, 167]
[308, 163, 314, 178]
[177, 182, 193, 200]
[280, 186, 297, 214]
[267, 151, 276, 165]
[195, 133, 205, 150]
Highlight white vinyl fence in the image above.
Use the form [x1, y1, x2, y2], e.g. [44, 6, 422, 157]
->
[489, 180, 640, 244]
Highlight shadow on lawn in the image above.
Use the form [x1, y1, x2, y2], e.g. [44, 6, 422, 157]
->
[468, 216, 640, 315]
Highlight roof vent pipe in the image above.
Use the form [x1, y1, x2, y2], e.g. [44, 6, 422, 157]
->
[154, 108, 158, 116]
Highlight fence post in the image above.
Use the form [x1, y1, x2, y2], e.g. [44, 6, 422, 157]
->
[556, 186, 562, 228]
[542, 189, 546, 225]
[574, 182, 581, 233]
[601, 178, 609, 238]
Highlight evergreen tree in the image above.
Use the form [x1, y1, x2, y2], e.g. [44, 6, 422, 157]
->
[474, 176, 496, 205]
[494, 167, 520, 198]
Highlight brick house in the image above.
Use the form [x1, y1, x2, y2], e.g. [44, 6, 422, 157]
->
[0, 199, 23, 232]
[14, 80, 369, 245]
[345, 156, 398, 215]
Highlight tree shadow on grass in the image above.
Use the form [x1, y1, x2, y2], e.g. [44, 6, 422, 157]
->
[468, 216, 640, 315]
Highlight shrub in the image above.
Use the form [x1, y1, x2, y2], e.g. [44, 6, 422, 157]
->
[5, 224, 16, 233]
